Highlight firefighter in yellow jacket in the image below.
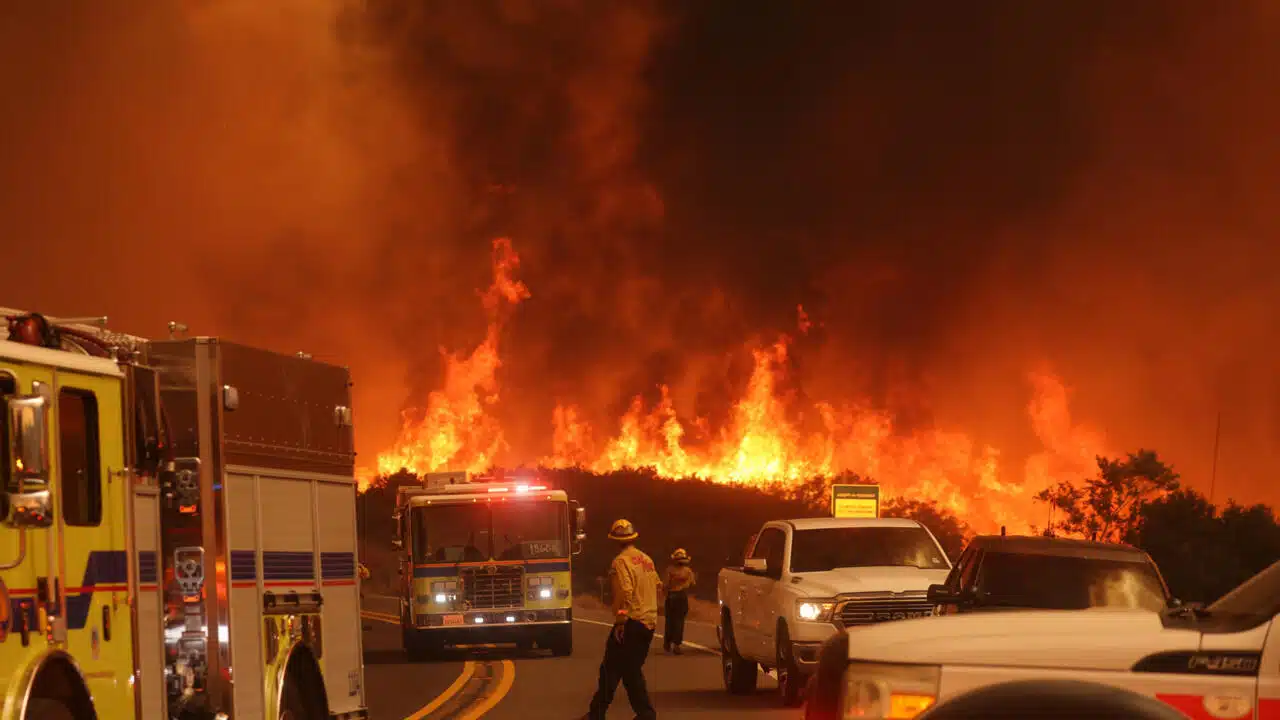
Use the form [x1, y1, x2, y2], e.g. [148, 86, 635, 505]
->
[583, 519, 661, 720]
[663, 548, 696, 654]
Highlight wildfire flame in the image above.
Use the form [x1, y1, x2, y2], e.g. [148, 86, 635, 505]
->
[374, 237, 1109, 532]
[374, 237, 530, 479]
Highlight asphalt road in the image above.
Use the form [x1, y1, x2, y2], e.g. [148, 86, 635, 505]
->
[361, 595, 800, 720]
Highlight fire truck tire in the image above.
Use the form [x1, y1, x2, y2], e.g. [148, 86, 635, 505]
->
[23, 699, 78, 720]
[545, 626, 573, 656]
[279, 650, 329, 719]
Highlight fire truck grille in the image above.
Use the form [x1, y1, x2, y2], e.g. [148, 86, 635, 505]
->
[835, 592, 934, 628]
[461, 566, 525, 609]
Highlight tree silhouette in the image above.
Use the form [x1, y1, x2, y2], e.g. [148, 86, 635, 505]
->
[1035, 450, 1180, 542]
[1131, 487, 1280, 602]
[1127, 488, 1225, 602]
[882, 497, 971, 562]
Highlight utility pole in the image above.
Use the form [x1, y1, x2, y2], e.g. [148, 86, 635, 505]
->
[1209, 411, 1222, 504]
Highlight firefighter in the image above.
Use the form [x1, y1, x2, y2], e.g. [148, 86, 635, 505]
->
[663, 548, 696, 654]
[583, 518, 660, 720]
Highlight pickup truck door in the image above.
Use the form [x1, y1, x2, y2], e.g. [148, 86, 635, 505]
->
[742, 527, 786, 660]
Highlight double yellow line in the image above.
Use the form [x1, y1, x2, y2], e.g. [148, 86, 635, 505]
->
[360, 611, 515, 720]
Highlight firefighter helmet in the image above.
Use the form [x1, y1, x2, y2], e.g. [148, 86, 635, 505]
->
[608, 518, 638, 542]
[671, 548, 690, 564]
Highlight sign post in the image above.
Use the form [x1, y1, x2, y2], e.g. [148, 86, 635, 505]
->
[831, 484, 880, 519]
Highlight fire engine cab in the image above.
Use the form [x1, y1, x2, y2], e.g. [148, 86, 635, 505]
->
[0, 309, 367, 719]
[393, 471, 586, 660]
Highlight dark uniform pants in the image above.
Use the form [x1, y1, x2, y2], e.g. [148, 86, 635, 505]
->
[588, 619, 657, 720]
[664, 592, 689, 647]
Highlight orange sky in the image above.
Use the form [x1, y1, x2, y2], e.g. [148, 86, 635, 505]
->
[3, 2, 1279, 516]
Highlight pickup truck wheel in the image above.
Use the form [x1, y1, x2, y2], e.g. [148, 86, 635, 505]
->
[720, 619, 758, 695]
[776, 624, 803, 707]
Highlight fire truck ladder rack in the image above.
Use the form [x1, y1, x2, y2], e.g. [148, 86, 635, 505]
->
[1, 305, 184, 359]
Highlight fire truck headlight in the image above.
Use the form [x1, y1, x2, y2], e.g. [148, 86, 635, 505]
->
[431, 581, 458, 604]
[528, 575, 555, 600]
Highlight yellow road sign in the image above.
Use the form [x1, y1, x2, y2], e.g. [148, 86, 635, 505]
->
[831, 484, 880, 519]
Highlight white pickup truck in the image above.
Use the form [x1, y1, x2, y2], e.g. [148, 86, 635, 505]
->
[717, 517, 953, 706]
[816, 558, 1280, 720]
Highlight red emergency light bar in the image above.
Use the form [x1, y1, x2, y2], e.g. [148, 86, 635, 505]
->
[487, 484, 548, 493]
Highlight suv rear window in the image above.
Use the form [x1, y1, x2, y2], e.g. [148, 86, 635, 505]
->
[978, 551, 1167, 611]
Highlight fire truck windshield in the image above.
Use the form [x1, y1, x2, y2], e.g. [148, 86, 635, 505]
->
[412, 504, 490, 564]
[493, 501, 568, 561]
[410, 500, 569, 563]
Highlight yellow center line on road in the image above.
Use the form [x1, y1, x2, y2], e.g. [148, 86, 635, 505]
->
[405, 661, 478, 720]
[358, 611, 482, 719]
[456, 659, 515, 720]
[362, 610, 400, 623]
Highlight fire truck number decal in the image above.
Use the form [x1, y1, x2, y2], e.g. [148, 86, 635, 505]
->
[442, 614, 464, 626]
[528, 542, 558, 556]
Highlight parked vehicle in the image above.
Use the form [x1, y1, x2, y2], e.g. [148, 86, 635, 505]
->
[807, 558, 1280, 720]
[718, 517, 952, 706]
[927, 534, 1173, 614]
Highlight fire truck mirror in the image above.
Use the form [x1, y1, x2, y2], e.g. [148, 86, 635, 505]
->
[3, 394, 53, 529]
[575, 506, 587, 541]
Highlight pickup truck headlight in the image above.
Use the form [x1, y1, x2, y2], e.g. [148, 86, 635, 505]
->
[796, 599, 836, 623]
[841, 661, 940, 719]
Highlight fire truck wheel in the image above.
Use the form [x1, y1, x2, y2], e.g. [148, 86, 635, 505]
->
[279, 648, 329, 719]
[279, 665, 327, 719]
[23, 698, 77, 720]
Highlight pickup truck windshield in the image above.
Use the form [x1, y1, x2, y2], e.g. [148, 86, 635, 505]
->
[1206, 558, 1280, 617]
[979, 552, 1167, 611]
[789, 527, 950, 573]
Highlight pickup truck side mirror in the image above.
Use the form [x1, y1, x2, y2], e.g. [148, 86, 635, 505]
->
[927, 583, 963, 605]
[744, 557, 768, 575]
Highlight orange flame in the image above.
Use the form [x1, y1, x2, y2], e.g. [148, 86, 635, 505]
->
[544, 334, 1108, 532]
[374, 238, 529, 479]
[374, 238, 1109, 532]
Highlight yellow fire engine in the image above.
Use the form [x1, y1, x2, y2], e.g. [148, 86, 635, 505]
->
[0, 310, 368, 719]
[392, 471, 585, 659]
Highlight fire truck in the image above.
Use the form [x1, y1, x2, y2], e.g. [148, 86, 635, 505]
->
[0, 309, 367, 719]
[392, 471, 585, 660]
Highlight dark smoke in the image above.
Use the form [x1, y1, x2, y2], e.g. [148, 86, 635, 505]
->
[1, 1, 1277, 506]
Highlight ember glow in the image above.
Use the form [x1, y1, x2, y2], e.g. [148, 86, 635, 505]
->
[373, 239, 1109, 532]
